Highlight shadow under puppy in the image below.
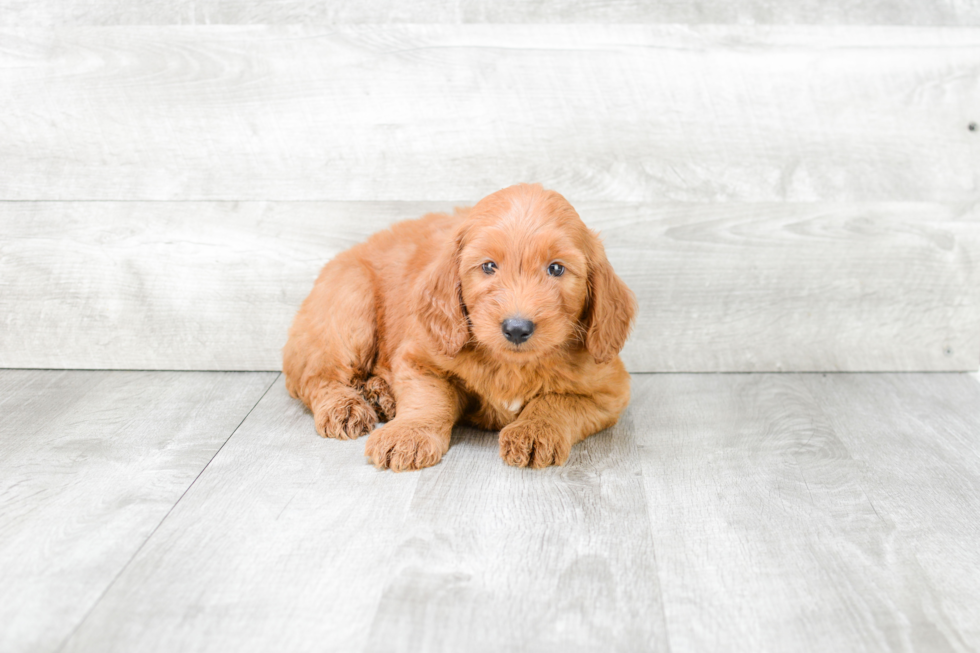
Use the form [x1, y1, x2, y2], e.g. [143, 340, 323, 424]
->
[283, 183, 636, 471]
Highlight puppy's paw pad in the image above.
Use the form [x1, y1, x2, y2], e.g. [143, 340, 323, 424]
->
[363, 376, 397, 422]
[499, 421, 571, 468]
[365, 422, 447, 472]
[313, 389, 377, 440]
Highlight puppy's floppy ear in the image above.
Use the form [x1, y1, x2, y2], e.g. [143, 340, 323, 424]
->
[583, 238, 636, 364]
[413, 225, 470, 358]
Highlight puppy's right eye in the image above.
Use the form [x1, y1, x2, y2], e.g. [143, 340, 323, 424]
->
[482, 261, 497, 275]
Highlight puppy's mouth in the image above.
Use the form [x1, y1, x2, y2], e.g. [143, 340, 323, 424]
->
[499, 338, 545, 359]
[471, 318, 555, 359]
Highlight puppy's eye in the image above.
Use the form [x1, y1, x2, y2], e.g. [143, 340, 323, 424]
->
[547, 262, 565, 277]
[482, 261, 497, 275]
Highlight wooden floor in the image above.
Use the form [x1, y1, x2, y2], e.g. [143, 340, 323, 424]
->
[3, 370, 979, 652]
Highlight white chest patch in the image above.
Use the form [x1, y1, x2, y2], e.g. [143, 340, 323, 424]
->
[504, 399, 523, 413]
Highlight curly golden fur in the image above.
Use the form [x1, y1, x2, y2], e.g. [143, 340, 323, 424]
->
[283, 183, 636, 471]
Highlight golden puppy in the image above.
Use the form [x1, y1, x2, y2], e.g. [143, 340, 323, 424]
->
[283, 183, 636, 471]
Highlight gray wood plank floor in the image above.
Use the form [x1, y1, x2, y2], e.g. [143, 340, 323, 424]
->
[4, 370, 979, 652]
[0, 370, 276, 653]
[633, 373, 980, 652]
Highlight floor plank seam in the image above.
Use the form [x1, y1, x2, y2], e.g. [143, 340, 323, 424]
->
[50, 372, 282, 653]
[629, 410, 676, 653]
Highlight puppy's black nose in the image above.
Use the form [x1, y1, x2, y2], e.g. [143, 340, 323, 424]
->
[501, 318, 535, 344]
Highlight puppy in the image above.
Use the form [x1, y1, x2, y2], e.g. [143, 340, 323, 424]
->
[283, 183, 636, 471]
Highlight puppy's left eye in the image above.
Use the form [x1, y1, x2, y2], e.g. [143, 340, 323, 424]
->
[482, 261, 497, 275]
[547, 262, 565, 277]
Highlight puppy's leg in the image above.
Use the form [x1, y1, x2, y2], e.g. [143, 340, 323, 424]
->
[308, 383, 377, 440]
[499, 377, 631, 468]
[363, 374, 396, 422]
[283, 252, 379, 440]
[364, 370, 464, 472]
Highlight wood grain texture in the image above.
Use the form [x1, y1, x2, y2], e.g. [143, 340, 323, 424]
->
[0, 369, 276, 653]
[1, 26, 978, 202]
[629, 372, 980, 652]
[2, 200, 977, 372]
[40, 372, 980, 652]
[609, 202, 980, 372]
[801, 373, 980, 648]
[58, 375, 667, 653]
[3, 0, 979, 26]
[363, 418, 667, 652]
[57, 377, 422, 653]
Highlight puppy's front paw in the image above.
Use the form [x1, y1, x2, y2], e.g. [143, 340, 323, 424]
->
[499, 421, 571, 468]
[365, 421, 449, 472]
[312, 385, 377, 440]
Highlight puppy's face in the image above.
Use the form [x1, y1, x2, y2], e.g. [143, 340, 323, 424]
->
[457, 188, 592, 362]
[415, 184, 635, 364]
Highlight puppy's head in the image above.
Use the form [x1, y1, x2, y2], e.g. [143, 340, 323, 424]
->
[415, 183, 636, 364]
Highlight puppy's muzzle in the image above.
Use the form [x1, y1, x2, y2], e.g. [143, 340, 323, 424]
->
[501, 318, 535, 344]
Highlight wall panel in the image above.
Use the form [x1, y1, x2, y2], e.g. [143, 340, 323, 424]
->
[2, 200, 976, 371]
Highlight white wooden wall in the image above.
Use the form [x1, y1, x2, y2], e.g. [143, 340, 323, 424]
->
[1, 9, 978, 371]
[3, 1, 980, 25]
